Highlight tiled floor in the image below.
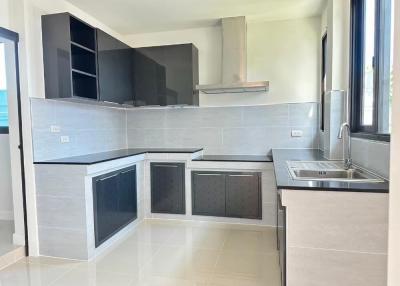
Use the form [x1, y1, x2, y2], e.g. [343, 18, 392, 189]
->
[0, 220, 281, 286]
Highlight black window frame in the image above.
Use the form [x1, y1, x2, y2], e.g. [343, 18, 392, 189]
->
[350, 0, 392, 142]
[0, 40, 8, 134]
[321, 32, 327, 131]
[0, 126, 9, 134]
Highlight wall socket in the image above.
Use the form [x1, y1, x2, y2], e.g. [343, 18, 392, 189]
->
[50, 125, 61, 133]
[291, 130, 303, 137]
[60, 136, 70, 143]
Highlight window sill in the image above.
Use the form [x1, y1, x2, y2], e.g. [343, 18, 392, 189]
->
[351, 132, 390, 142]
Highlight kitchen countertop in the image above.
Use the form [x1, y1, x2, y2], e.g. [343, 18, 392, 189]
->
[34, 148, 203, 165]
[192, 155, 273, 162]
[272, 149, 389, 193]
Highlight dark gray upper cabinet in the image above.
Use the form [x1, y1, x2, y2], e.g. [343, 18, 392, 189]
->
[151, 163, 185, 214]
[226, 173, 262, 219]
[42, 13, 199, 106]
[97, 29, 135, 105]
[134, 44, 199, 106]
[42, 13, 98, 101]
[192, 172, 226, 217]
[192, 171, 262, 220]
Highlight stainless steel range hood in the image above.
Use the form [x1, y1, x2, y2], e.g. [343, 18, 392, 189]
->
[196, 16, 269, 94]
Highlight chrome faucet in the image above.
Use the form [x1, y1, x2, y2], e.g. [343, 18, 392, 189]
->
[338, 122, 352, 170]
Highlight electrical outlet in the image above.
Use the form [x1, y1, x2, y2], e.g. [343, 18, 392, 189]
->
[50, 125, 61, 133]
[291, 130, 303, 137]
[60, 136, 70, 143]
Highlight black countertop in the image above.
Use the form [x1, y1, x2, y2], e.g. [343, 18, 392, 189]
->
[272, 149, 389, 193]
[192, 155, 273, 162]
[34, 148, 203, 165]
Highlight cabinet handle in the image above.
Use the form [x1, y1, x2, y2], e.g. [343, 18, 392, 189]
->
[196, 173, 222, 176]
[99, 174, 118, 181]
[154, 165, 179, 168]
[121, 169, 134, 174]
[228, 174, 255, 177]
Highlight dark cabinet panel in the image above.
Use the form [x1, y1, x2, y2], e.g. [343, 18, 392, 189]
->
[97, 29, 135, 105]
[42, 13, 98, 101]
[277, 193, 286, 286]
[151, 163, 185, 214]
[118, 168, 138, 225]
[93, 165, 137, 247]
[192, 172, 226, 217]
[191, 171, 262, 219]
[226, 173, 261, 219]
[134, 44, 199, 106]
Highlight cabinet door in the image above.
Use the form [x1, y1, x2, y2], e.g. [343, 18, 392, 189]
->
[93, 172, 120, 247]
[118, 167, 137, 227]
[151, 163, 185, 214]
[93, 166, 137, 247]
[226, 173, 261, 219]
[133, 44, 199, 106]
[97, 29, 134, 105]
[192, 172, 226, 217]
[277, 193, 286, 286]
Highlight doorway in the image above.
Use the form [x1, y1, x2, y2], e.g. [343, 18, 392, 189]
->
[0, 27, 28, 268]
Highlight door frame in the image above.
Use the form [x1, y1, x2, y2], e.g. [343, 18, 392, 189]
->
[0, 26, 29, 255]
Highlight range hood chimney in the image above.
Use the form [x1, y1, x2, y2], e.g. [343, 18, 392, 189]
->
[196, 16, 269, 94]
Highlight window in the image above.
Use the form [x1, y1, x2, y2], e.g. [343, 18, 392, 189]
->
[350, 0, 394, 140]
[0, 42, 8, 134]
[321, 33, 327, 131]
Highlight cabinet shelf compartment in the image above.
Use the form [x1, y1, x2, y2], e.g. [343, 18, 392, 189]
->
[70, 16, 96, 51]
[72, 71, 98, 100]
[71, 44, 97, 75]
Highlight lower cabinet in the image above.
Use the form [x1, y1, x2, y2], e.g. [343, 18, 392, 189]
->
[151, 162, 185, 214]
[191, 172, 226, 217]
[192, 171, 262, 219]
[277, 192, 286, 286]
[93, 165, 137, 247]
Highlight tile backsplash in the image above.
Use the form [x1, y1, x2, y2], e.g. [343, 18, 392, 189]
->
[351, 138, 390, 179]
[30, 98, 127, 161]
[127, 103, 319, 155]
[30, 99, 319, 161]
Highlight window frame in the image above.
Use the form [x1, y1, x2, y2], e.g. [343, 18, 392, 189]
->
[350, 0, 392, 142]
[0, 126, 9, 134]
[321, 32, 327, 131]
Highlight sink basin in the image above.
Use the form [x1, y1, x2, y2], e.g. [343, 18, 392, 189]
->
[287, 161, 385, 183]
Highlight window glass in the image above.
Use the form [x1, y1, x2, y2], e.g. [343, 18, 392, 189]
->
[0, 43, 8, 128]
[388, 0, 394, 132]
[361, 0, 376, 126]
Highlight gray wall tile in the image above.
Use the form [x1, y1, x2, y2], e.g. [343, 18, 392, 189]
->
[351, 138, 390, 179]
[31, 99, 320, 160]
[31, 98, 127, 161]
[127, 103, 319, 155]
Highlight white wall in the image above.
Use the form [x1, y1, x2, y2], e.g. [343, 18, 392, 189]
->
[388, 0, 400, 284]
[124, 17, 321, 106]
[0, 135, 13, 220]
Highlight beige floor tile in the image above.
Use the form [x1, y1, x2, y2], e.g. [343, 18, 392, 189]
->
[222, 229, 277, 254]
[50, 264, 134, 286]
[0, 222, 281, 286]
[0, 260, 76, 286]
[128, 223, 178, 244]
[140, 245, 217, 282]
[214, 251, 280, 281]
[133, 275, 209, 286]
[94, 242, 160, 276]
[208, 274, 281, 286]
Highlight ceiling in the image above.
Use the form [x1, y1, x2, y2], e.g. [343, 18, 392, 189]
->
[66, 0, 327, 35]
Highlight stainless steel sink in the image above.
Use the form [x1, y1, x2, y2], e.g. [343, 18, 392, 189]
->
[287, 161, 385, 183]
